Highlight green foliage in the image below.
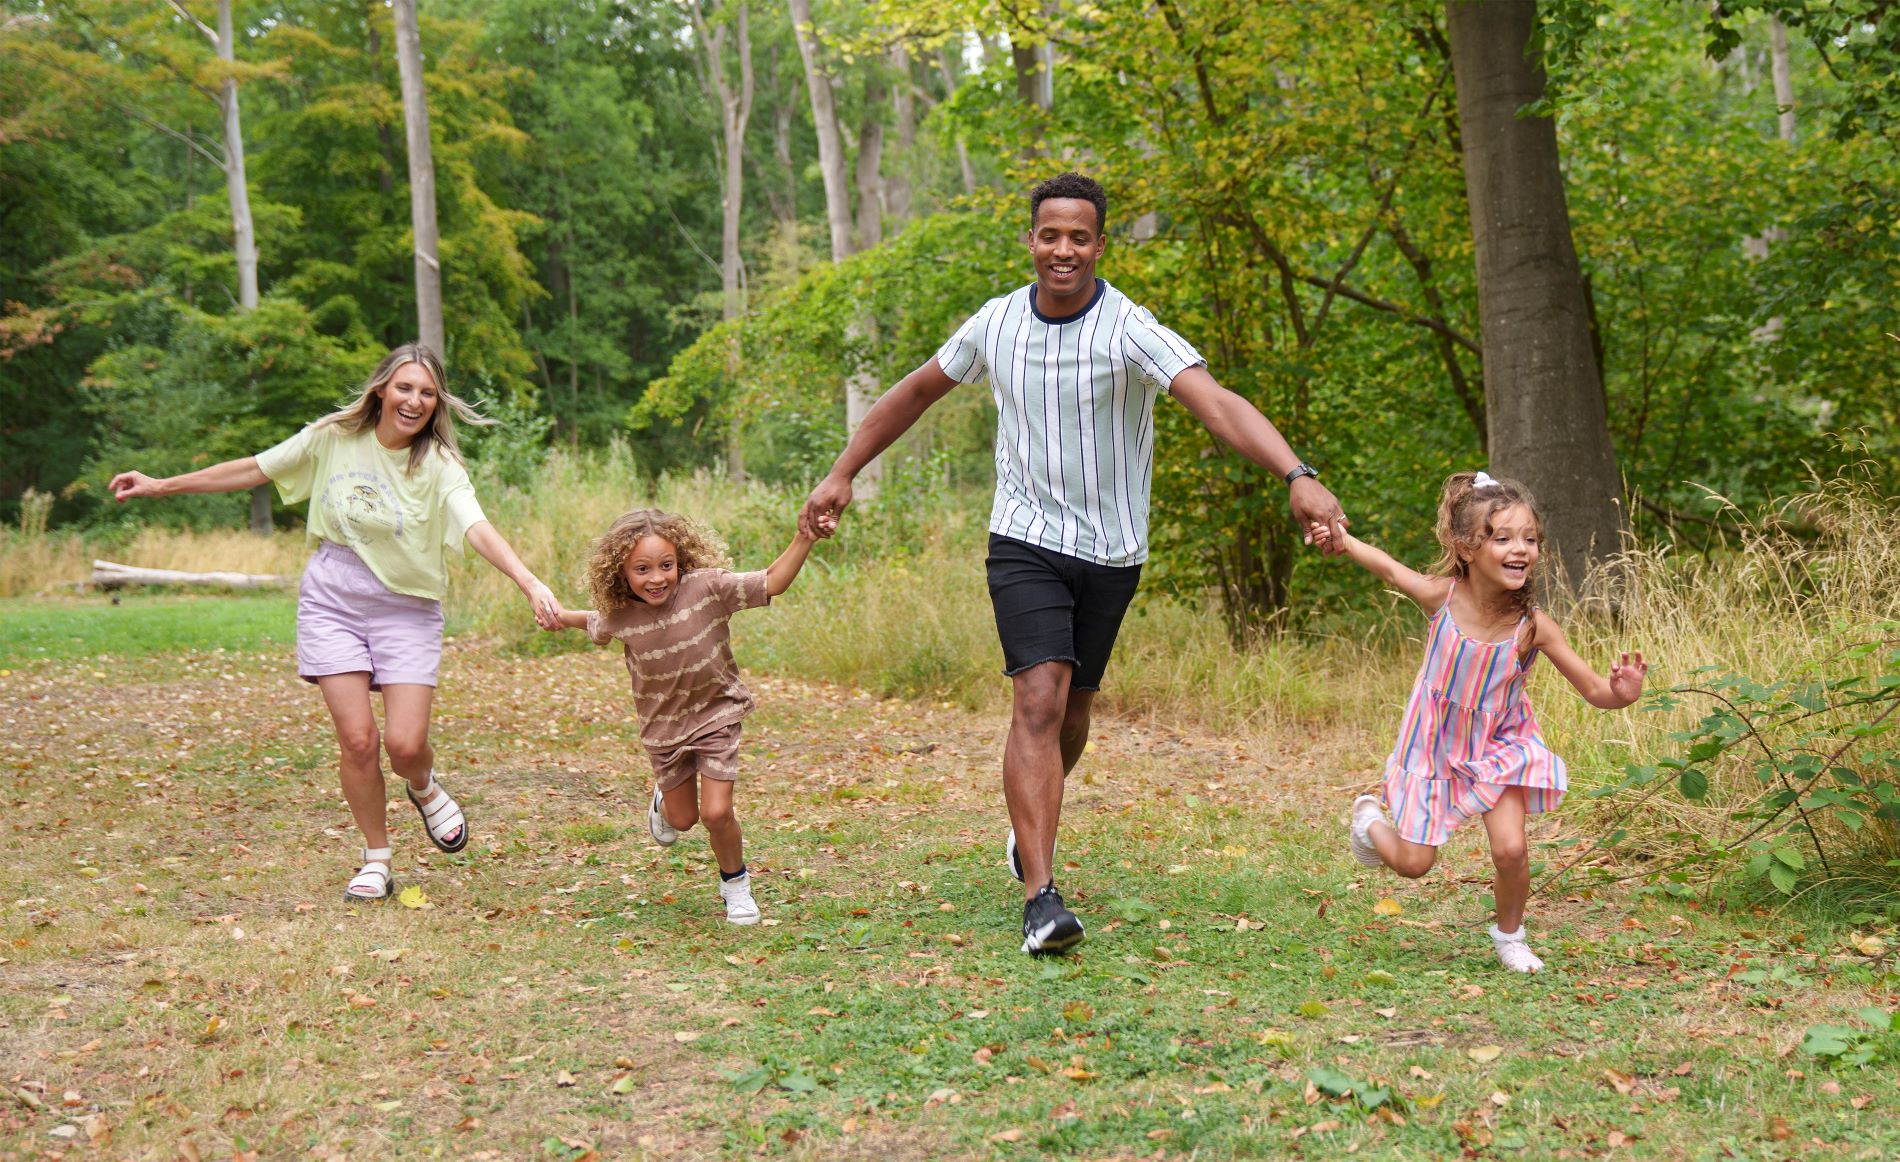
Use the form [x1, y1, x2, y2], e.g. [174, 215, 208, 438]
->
[1801, 1008, 1900, 1068]
[1583, 631, 1900, 901]
[635, 210, 1021, 486]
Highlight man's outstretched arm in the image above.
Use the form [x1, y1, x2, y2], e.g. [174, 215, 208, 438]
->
[1168, 365, 1350, 553]
[800, 358, 960, 537]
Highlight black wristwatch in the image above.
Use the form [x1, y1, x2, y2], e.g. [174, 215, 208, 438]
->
[1283, 463, 1319, 486]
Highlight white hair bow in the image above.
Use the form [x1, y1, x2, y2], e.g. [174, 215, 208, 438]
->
[1473, 470, 1498, 488]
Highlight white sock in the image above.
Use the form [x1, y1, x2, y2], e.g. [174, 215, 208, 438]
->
[1490, 924, 1525, 943]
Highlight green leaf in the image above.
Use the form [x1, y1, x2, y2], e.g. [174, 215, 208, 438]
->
[1773, 847, 1806, 870]
[1678, 768, 1709, 800]
[1768, 862, 1799, 894]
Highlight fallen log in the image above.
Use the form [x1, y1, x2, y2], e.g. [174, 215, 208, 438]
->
[89, 560, 290, 590]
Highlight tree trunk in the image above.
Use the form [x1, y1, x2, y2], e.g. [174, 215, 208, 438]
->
[854, 68, 886, 251]
[206, 0, 272, 534]
[1446, 0, 1623, 589]
[937, 46, 978, 195]
[885, 44, 914, 228]
[768, 44, 799, 234]
[788, 0, 879, 491]
[787, 0, 852, 264]
[690, 0, 754, 323]
[1769, 15, 1797, 142]
[392, 0, 445, 357]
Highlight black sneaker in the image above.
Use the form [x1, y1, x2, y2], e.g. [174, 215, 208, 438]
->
[1021, 883, 1085, 955]
[1005, 828, 1057, 883]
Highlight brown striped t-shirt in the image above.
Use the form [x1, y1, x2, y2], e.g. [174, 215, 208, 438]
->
[585, 568, 770, 752]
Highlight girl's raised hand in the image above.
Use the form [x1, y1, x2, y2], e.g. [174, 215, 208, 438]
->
[1609, 650, 1649, 704]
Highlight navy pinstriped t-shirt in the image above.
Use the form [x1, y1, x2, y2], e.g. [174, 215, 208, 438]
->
[934, 279, 1205, 567]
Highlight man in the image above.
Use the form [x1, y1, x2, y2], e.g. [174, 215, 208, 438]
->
[801, 172, 1348, 954]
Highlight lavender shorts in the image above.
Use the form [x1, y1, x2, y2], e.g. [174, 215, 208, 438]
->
[296, 541, 444, 690]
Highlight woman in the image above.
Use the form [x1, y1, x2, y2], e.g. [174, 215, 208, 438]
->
[110, 344, 561, 900]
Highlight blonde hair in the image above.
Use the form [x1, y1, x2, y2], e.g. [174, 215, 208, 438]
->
[310, 344, 493, 474]
[585, 509, 730, 614]
[1432, 470, 1544, 628]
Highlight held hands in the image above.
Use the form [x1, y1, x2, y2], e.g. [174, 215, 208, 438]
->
[108, 471, 162, 501]
[1289, 477, 1349, 556]
[523, 579, 563, 632]
[799, 475, 850, 540]
[1609, 650, 1649, 706]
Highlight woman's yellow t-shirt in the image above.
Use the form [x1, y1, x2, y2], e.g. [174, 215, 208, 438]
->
[256, 423, 486, 600]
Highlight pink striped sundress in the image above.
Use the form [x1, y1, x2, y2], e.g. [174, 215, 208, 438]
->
[1382, 582, 1566, 846]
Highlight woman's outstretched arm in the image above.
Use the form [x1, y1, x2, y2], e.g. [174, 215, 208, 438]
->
[110, 458, 269, 500]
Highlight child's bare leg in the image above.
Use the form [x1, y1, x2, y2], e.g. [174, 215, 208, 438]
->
[661, 777, 700, 833]
[1368, 822, 1439, 878]
[1482, 788, 1530, 932]
[698, 778, 745, 874]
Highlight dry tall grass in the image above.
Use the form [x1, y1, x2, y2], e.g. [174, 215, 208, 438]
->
[0, 525, 309, 597]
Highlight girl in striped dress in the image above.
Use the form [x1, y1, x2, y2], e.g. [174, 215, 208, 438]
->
[1311, 472, 1646, 972]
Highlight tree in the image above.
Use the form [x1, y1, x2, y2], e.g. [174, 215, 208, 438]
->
[786, 0, 881, 489]
[392, 0, 444, 356]
[133, 0, 275, 529]
[1446, 0, 1623, 588]
[688, 0, 755, 322]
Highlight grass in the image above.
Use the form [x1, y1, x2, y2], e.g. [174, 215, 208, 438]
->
[3, 609, 1898, 1159]
[0, 592, 297, 667]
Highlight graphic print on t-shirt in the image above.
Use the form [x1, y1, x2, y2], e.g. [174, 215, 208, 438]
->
[317, 468, 407, 547]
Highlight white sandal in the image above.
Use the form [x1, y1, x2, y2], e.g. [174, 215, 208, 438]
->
[405, 771, 469, 853]
[346, 848, 395, 902]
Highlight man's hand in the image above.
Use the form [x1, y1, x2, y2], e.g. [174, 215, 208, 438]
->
[800, 474, 852, 540]
[1289, 477, 1349, 555]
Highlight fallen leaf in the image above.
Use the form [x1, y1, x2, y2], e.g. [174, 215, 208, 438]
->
[1766, 1115, 1792, 1141]
[1373, 897, 1403, 917]
[555, 1071, 576, 1087]
[1490, 1090, 1511, 1107]
[1467, 1044, 1504, 1064]
[989, 1129, 1023, 1143]
[609, 1075, 636, 1095]
[672, 1031, 700, 1043]
[397, 886, 429, 910]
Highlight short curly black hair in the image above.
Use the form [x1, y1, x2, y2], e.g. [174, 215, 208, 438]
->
[1030, 172, 1108, 234]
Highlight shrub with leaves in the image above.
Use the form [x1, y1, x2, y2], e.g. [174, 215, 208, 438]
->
[1576, 631, 1900, 901]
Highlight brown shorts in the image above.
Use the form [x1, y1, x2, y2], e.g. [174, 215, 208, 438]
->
[646, 722, 742, 792]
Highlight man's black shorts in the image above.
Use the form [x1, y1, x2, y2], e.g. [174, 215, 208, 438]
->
[985, 534, 1143, 691]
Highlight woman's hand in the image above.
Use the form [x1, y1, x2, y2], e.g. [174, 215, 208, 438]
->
[524, 579, 562, 631]
[108, 471, 165, 501]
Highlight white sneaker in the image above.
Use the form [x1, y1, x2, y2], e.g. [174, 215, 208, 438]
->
[719, 873, 760, 925]
[648, 787, 678, 847]
[1491, 925, 1544, 973]
[1348, 794, 1388, 869]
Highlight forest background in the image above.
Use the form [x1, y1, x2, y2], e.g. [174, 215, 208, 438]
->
[3, 0, 1900, 887]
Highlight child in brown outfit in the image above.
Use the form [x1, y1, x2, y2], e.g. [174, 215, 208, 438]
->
[551, 508, 823, 924]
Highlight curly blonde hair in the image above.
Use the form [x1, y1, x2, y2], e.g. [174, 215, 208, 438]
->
[585, 508, 731, 613]
[1431, 470, 1544, 629]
